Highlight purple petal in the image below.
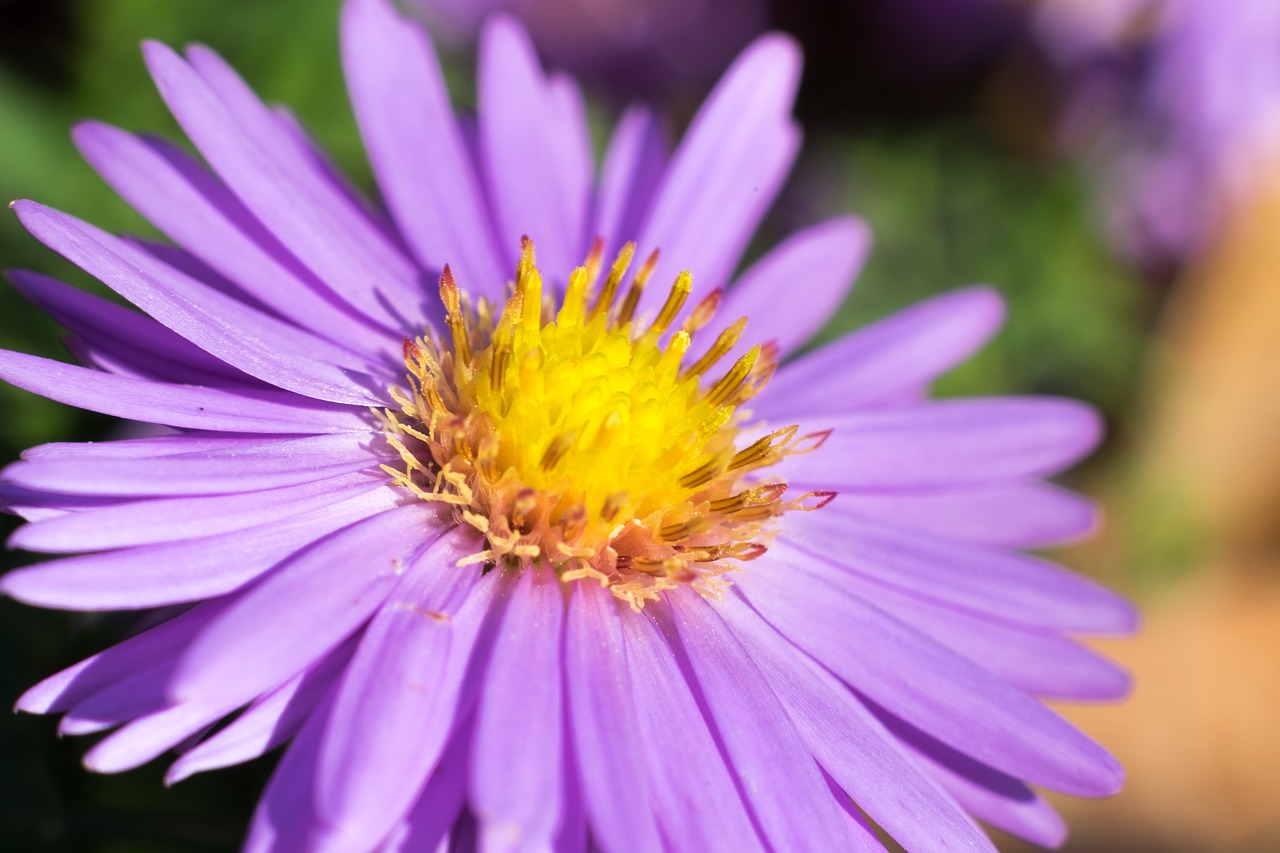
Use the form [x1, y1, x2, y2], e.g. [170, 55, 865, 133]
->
[9, 270, 258, 387]
[617, 602, 766, 851]
[637, 34, 802, 306]
[169, 505, 446, 707]
[21, 432, 304, 460]
[664, 590, 876, 851]
[756, 287, 1005, 418]
[313, 530, 496, 848]
[83, 698, 236, 774]
[711, 216, 871, 359]
[592, 105, 666, 256]
[789, 553, 1131, 700]
[340, 0, 506, 294]
[14, 601, 229, 716]
[553, 737, 588, 853]
[780, 510, 1137, 634]
[886, 710, 1068, 849]
[470, 568, 564, 845]
[829, 481, 1099, 548]
[72, 122, 399, 355]
[142, 41, 427, 330]
[382, 720, 472, 853]
[0, 349, 365, 434]
[735, 551, 1125, 797]
[717, 593, 997, 852]
[7, 433, 380, 496]
[243, 691, 331, 853]
[545, 72, 594, 252]
[8, 468, 386, 552]
[1, 483, 120, 523]
[562, 582, 663, 853]
[167, 638, 355, 784]
[477, 17, 592, 278]
[777, 397, 1103, 489]
[2, 485, 405, 610]
[14, 201, 386, 405]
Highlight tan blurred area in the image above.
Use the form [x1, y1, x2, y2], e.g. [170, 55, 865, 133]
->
[1002, 168, 1280, 851]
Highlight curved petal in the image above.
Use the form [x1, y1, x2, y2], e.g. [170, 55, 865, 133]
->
[756, 287, 1005, 418]
[72, 121, 398, 354]
[717, 593, 998, 853]
[84, 697, 232, 774]
[665, 590, 877, 851]
[7, 469, 386, 552]
[14, 201, 386, 405]
[0, 349, 364, 434]
[142, 41, 427, 330]
[381, 720, 472, 853]
[167, 638, 355, 784]
[243, 691, 331, 853]
[313, 535, 497, 849]
[618, 603, 765, 852]
[563, 582, 662, 853]
[592, 105, 667, 257]
[883, 707, 1068, 849]
[735, 552, 1125, 797]
[636, 34, 802, 307]
[778, 397, 1103, 489]
[477, 16, 592, 278]
[14, 601, 229, 717]
[779, 510, 1137, 634]
[5, 433, 380, 496]
[788, 552, 1132, 700]
[1, 485, 405, 610]
[828, 481, 1099, 549]
[711, 216, 870, 360]
[341, 0, 506, 293]
[169, 505, 445, 707]
[9, 270, 258, 387]
[470, 568, 565, 846]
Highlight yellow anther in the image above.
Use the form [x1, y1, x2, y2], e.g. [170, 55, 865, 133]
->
[706, 345, 761, 408]
[683, 317, 747, 380]
[520, 267, 543, 332]
[591, 242, 635, 319]
[557, 266, 589, 328]
[439, 266, 471, 367]
[647, 270, 692, 338]
[684, 288, 722, 335]
[615, 248, 660, 327]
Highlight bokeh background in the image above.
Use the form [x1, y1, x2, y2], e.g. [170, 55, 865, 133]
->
[1, 0, 1277, 849]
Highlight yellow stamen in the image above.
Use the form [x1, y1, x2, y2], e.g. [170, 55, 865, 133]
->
[379, 239, 826, 607]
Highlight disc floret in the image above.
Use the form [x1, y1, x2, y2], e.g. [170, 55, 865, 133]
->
[381, 238, 830, 607]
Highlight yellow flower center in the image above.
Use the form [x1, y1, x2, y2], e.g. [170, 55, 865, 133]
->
[380, 238, 830, 608]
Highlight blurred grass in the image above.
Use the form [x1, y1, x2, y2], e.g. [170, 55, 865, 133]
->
[800, 127, 1153, 423]
[0, 0, 1157, 850]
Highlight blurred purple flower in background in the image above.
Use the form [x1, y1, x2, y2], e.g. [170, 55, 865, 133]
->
[1040, 0, 1280, 270]
[409, 0, 767, 98]
[1, 0, 1135, 849]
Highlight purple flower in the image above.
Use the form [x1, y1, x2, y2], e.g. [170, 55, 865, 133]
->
[1, 0, 1134, 849]
[408, 0, 768, 99]
[1041, 0, 1280, 267]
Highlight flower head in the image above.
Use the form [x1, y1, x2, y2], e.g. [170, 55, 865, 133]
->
[0, 0, 1135, 850]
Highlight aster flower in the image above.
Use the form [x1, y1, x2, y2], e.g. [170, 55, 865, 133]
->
[406, 0, 767, 99]
[0, 0, 1134, 850]
[1039, 0, 1280, 267]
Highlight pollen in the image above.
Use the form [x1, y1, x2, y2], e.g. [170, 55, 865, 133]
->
[379, 238, 831, 608]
